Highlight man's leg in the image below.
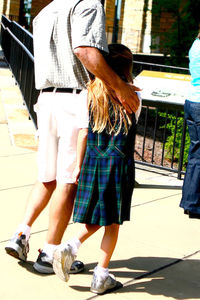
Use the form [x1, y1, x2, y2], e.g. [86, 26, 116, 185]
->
[47, 183, 77, 245]
[33, 183, 78, 273]
[5, 180, 56, 261]
[23, 180, 56, 226]
[33, 91, 85, 273]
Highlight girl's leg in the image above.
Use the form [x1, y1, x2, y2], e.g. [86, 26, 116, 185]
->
[90, 224, 120, 294]
[98, 224, 120, 268]
[68, 223, 119, 266]
[77, 224, 101, 243]
[63, 224, 100, 258]
[65, 224, 101, 257]
[53, 224, 101, 281]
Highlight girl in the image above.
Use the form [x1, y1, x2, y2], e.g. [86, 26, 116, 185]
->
[53, 43, 141, 294]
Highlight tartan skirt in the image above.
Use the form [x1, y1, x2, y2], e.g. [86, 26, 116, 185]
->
[73, 117, 136, 226]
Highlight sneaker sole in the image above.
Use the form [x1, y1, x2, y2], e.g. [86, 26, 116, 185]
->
[33, 262, 54, 274]
[5, 242, 26, 261]
[53, 248, 74, 282]
[90, 281, 123, 295]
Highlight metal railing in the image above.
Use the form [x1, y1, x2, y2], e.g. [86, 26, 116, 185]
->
[135, 100, 187, 179]
[1, 15, 38, 126]
[133, 60, 189, 76]
[0, 15, 189, 179]
[133, 60, 189, 179]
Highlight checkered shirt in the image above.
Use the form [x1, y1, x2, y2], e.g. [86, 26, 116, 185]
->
[33, 0, 108, 90]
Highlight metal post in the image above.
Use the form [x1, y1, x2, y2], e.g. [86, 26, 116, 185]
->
[112, 0, 122, 43]
[178, 118, 187, 180]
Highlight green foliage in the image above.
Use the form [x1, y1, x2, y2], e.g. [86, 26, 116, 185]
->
[159, 111, 190, 168]
[152, 0, 200, 65]
[153, 0, 180, 14]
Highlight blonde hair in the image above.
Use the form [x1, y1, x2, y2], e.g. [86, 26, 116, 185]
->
[88, 43, 133, 135]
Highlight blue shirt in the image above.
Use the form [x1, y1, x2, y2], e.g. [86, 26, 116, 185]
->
[188, 38, 200, 102]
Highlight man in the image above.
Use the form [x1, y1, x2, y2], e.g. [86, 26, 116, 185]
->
[5, 0, 140, 274]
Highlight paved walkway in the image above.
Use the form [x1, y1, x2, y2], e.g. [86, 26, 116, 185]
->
[1, 56, 200, 300]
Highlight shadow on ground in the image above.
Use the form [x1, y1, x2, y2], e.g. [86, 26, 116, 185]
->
[69, 256, 200, 299]
[18, 260, 54, 277]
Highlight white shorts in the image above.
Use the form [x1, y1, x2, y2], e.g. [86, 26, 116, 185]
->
[34, 90, 88, 183]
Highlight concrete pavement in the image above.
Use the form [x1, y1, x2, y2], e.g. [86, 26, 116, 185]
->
[1, 57, 200, 300]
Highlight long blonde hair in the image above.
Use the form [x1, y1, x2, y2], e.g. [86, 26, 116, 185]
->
[88, 43, 133, 135]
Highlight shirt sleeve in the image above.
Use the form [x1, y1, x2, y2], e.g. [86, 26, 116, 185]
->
[77, 90, 89, 128]
[71, 1, 109, 53]
[135, 92, 142, 123]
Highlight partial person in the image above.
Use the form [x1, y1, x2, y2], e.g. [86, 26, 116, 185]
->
[5, 0, 140, 275]
[180, 31, 200, 218]
[52, 43, 142, 295]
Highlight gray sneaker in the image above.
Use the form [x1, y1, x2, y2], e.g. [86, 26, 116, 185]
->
[34, 249, 85, 275]
[90, 273, 118, 294]
[53, 244, 76, 282]
[5, 233, 29, 261]
[33, 250, 54, 274]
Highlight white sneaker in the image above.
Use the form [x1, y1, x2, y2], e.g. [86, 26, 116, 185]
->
[53, 244, 76, 282]
[90, 271, 121, 294]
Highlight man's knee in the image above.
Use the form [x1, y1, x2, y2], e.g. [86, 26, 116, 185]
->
[36, 180, 57, 193]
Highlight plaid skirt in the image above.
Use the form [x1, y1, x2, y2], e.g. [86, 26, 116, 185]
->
[73, 117, 136, 226]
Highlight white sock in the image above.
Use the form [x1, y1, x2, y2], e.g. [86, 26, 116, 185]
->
[67, 237, 81, 256]
[94, 265, 109, 279]
[42, 243, 57, 260]
[16, 224, 31, 241]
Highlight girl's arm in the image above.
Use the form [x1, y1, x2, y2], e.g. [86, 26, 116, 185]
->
[72, 128, 88, 184]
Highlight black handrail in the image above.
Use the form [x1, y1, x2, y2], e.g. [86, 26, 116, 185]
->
[1, 15, 38, 126]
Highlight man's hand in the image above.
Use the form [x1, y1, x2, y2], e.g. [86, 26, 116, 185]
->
[74, 46, 141, 113]
[114, 81, 141, 114]
[72, 166, 81, 185]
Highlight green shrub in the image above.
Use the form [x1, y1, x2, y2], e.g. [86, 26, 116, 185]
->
[159, 111, 190, 169]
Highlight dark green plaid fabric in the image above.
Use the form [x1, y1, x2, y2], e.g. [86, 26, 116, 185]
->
[73, 115, 136, 226]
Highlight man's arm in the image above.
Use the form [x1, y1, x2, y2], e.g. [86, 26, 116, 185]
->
[72, 128, 88, 184]
[74, 46, 140, 114]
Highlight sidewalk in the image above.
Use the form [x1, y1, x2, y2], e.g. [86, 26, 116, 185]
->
[1, 58, 200, 300]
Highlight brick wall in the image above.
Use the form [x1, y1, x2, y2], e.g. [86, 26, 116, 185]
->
[31, 0, 51, 18]
[1, 0, 20, 21]
[104, 0, 126, 44]
[0, 1, 4, 19]
[104, 0, 153, 53]
[104, 0, 177, 54]
[121, 0, 146, 52]
[105, 0, 115, 28]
